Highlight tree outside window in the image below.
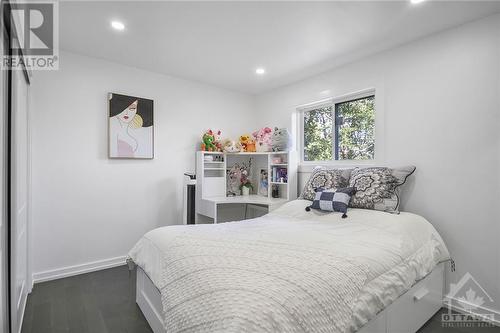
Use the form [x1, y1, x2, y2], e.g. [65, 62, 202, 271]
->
[303, 95, 375, 162]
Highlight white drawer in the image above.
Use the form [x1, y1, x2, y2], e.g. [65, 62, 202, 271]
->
[387, 264, 444, 333]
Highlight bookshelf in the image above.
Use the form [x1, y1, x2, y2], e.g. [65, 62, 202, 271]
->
[196, 151, 297, 223]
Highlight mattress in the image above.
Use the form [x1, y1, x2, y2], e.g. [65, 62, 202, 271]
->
[128, 199, 449, 333]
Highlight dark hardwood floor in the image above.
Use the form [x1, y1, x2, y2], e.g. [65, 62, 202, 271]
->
[417, 308, 500, 333]
[21, 265, 500, 333]
[22, 265, 152, 333]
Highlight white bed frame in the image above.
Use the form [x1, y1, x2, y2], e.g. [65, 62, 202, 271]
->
[136, 263, 445, 333]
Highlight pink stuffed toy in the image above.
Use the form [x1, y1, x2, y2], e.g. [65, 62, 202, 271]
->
[252, 127, 273, 152]
[210, 129, 223, 152]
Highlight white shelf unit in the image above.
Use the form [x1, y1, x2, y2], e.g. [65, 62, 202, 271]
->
[196, 151, 297, 223]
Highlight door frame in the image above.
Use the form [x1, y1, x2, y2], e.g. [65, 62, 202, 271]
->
[2, 0, 31, 331]
[2, 1, 13, 331]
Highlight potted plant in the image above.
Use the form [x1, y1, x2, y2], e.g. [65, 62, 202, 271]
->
[239, 170, 253, 196]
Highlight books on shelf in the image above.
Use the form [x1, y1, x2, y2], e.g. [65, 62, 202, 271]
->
[271, 166, 288, 183]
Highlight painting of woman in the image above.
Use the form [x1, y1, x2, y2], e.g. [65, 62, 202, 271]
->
[109, 93, 154, 159]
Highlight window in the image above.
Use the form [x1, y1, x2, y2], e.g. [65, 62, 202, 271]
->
[302, 94, 375, 162]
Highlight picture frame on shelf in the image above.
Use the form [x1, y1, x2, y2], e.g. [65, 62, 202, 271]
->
[258, 168, 269, 196]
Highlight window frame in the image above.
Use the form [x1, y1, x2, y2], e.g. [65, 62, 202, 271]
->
[298, 89, 376, 166]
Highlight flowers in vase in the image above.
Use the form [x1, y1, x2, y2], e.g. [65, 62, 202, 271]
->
[226, 158, 253, 196]
[239, 169, 253, 195]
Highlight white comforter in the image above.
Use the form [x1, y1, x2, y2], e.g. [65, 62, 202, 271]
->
[128, 200, 449, 333]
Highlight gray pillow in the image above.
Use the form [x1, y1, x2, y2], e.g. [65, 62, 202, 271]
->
[306, 187, 357, 218]
[300, 166, 353, 201]
[348, 166, 416, 213]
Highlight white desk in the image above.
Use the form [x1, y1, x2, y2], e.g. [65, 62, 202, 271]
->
[195, 151, 297, 223]
[201, 195, 288, 223]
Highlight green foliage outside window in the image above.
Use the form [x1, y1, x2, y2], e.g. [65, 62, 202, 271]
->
[337, 96, 375, 160]
[303, 106, 333, 161]
[303, 96, 375, 161]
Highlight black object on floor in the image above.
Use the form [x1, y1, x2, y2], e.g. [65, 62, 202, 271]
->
[22, 265, 500, 333]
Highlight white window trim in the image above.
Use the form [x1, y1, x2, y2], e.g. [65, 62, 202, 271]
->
[297, 88, 376, 170]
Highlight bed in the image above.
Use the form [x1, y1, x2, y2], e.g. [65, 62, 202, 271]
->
[128, 199, 450, 333]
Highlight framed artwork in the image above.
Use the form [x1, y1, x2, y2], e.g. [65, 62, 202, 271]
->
[108, 93, 154, 159]
[258, 168, 268, 196]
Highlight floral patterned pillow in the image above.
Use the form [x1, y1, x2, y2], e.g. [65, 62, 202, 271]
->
[348, 166, 416, 213]
[300, 167, 353, 201]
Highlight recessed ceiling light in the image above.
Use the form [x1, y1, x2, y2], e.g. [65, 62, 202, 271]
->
[255, 68, 266, 75]
[111, 21, 125, 31]
[410, 0, 426, 4]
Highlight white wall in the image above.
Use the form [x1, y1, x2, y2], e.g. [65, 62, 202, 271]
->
[255, 14, 500, 313]
[31, 51, 255, 280]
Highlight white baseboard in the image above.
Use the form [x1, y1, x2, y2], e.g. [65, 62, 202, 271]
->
[32, 256, 127, 284]
[444, 297, 500, 327]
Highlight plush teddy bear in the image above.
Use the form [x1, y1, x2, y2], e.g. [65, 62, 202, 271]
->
[222, 139, 242, 153]
[252, 127, 273, 152]
[272, 127, 291, 152]
[239, 135, 250, 151]
[239, 135, 256, 152]
[246, 138, 256, 152]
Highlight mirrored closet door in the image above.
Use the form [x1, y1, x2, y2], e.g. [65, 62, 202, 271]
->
[0, 2, 9, 330]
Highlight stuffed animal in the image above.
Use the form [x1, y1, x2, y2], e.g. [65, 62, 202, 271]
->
[272, 127, 291, 152]
[239, 135, 257, 152]
[246, 138, 256, 152]
[200, 129, 217, 151]
[200, 129, 223, 152]
[222, 139, 242, 153]
[212, 129, 223, 152]
[252, 127, 273, 152]
[239, 135, 250, 152]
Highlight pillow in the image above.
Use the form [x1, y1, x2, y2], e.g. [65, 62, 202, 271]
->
[300, 166, 353, 201]
[348, 166, 416, 213]
[305, 187, 356, 218]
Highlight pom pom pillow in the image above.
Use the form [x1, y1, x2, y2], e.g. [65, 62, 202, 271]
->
[301, 167, 353, 201]
[305, 187, 356, 218]
[348, 166, 416, 213]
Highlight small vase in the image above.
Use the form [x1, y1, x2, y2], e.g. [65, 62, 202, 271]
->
[272, 185, 279, 198]
[242, 186, 250, 196]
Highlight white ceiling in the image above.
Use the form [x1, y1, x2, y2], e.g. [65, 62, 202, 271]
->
[59, 1, 500, 94]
